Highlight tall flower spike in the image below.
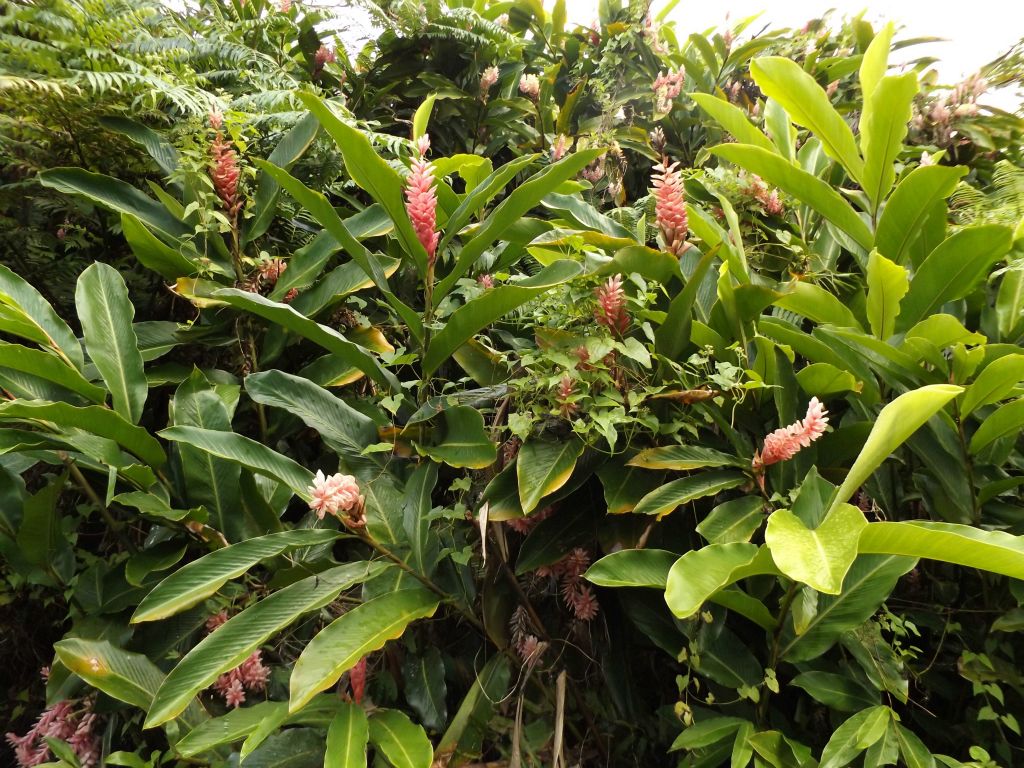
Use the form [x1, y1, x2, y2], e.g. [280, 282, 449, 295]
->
[551, 134, 571, 162]
[754, 397, 829, 470]
[652, 160, 688, 255]
[480, 65, 499, 98]
[594, 274, 629, 336]
[404, 148, 439, 265]
[210, 134, 241, 217]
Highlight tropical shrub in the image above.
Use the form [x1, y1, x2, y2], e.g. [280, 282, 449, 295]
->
[3, 2, 1024, 768]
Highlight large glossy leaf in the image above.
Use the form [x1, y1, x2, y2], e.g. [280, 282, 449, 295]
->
[970, 397, 1024, 454]
[402, 646, 447, 732]
[516, 433, 584, 514]
[596, 460, 665, 514]
[790, 672, 878, 712]
[246, 113, 320, 243]
[860, 73, 917, 208]
[831, 384, 962, 512]
[326, 703, 369, 768]
[859, 521, 1024, 580]
[711, 145, 873, 251]
[289, 588, 440, 712]
[132, 529, 339, 622]
[0, 264, 83, 369]
[212, 288, 399, 393]
[423, 260, 582, 376]
[865, 250, 909, 339]
[0, 399, 165, 466]
[780, 555, 916, 661]
[897, 225, 1014, 329]
[584, 549, 676, 588]
[774, 281, 863, 330]
[765, 503, 867, 594]
[434, 148, 603, 300]
[0, 341, 104, 402]
[176, 701, 284, 757]
[633, 471, 746, 517]
[627, 445, 742, 471]
[858, 23, 895, 100]
[750, 57, 864, 182]
[368, 709, 433, 768]
[76, 263, 147, 423]
[99, 116, 179, 177]
[145, 562, 382, 727]
[960, 353, 1024, 417]
[39, 168, 189, 238]
[413, 405, 497, 469]
[664, 543, 761, 618]
[819, 707, 892, 768]
[243, 728, 325, 768]
[121, 213, 202, 279]
[696, 496, 766, 544]
[690, 93, 776, 151]
[159, 426, 313, 496]
[875, 165, 965, 265]
[654, 246, 718, 361]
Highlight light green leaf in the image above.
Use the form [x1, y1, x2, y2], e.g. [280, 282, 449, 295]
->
[960, 354, 1024, 417]
[866, 250, 909, 339]
[860, 73, 918, 207]
[670, 717, 746, 751]
[0, 264, 83, 369]
[664, 542, 761, 618]
[859, 22, 895, 100]
[413, 405, 497, 469]
[290, 589, 440, 713]
[413, 94, 437, 139]
[774, 280, 863, 330]
[633, 471, 746, 517]
[894, 725, 936, 768]
[76, 263, 147, 423]
[584, 549, 676, 588]
[970, 397, 1024, 454]
[326, 703, 369, 768]
[132, 529, 339, 623]
[627, 445, 742, 471]
[368, 709, 433, 768]
[690, 93, 776, 152]
[697, 497, 765, 544]
[820, 707, 891, 768]
[875, 165, 965, 265]
[121, 213, 201, 280]
[0, 341, 105, 403]
[516, 434, 584, 514]
[832, 384, 963, 512]
[765, 503, 867, 594]
[796, 362, 860, 397]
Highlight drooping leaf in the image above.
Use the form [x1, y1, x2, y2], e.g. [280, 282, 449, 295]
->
[326, 703, 369, 768]
[368, 709, 433, 768]
[516, 434, 584, 514]
[584, 549, 676, 588]
[0, 341, 104, 403]
[765, 503, 867, 594]
[790, 672, 878, 712]
[403, 646, 447, 731]
[690, 93, 776, 151]
[627, 445, 742, 471]
[413, 405, 497, 469]
[696, 496, 765, 544]
[0, 264, 83, 369]
[664, 543, 761, 618]
[633, 471, 746, 517]
[960, 353, 1024, 417]
[970, 397, 1024, 454]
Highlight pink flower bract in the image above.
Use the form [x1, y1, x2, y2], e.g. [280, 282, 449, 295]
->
[309, 470, 365, 525]
[405, 153, 440, 265]
[652, 160, 687, 255]
[594, 273, 629, 336]
[756, 397, 830, 469]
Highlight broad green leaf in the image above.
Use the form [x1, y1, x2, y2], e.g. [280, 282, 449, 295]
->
[99, 116, 179, 177]
[690, 93, 776, 151]
[144, 562, 383, 727]
[697, 496, 765, 544]
[326, 703, 369, 768]
[670, 717, 746, 751]
[996, 265, 1024, 340]
[298, 94, 430, 273]
[0, 264, 83, 369]
[121, 213, 201, 279]
[368, 709, 433, 768]
[711, 144, 873, 251]
[859, 22, 895, 100]
[791, 672, 878, 712]
[664, 542, 759, 618]
[39, 168, 189, 239]
[820, 707, 891, 768]
[894, 725, 936, 768]
[831, 384, 962, 511]
[781, 555, 916, 661]
[246, 113, 320, 243]
[633, 471, 746, 517]
[596, 460, 665, 514]
[970, 397, 1024, 454]
[516, 434, 584, 514]
[898, 225, 1014, 329]
[413, 94, 437, 139]
[860, 73, 918, 207]
[176, 699, 342, 757]
[290, 589, 440, 712]
[212, 288, 399, 393]
[17, 471, 71, 578]
[654, 245, 718, 361]
[584, 549, 676, 588]
[403, 646, 447, 732]
[159, 426, 312, 497]
[433, 655, 510, 767]
[865, 250, 909, 339]
[774, 281, 863, 330]
[0, 341, 104, 403]
[859, 520, 1024, 580]
[132, 529, 339, 622]
[796, 362, 861, 397]
[750, 57, 864, 182]
[111, 491, 191, 522]
[289, 256, 401, 318]
[434, 149, 603, 300]
[875, 165, 966, 265]
[424, 260, 583, 376]
[243, 728, 325, 768]
[125, 543, 186, 587]
[413, 405, 497, 469]
[960, 353, 1024, 417]
[76, 263, 147, 423]
[627, 445, 742, 471]
[0, 399, 165, 467]
[765, 503, 867, 594]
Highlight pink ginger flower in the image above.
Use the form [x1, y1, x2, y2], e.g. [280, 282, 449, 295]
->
[314, 44, 336, 68]
[308, 470, 366, 527]
[6, 700, 98, 768]
[477, 273, 494, 289]
[404, 152, 440, 265]
[205, 610, 229, 633]
[209, 109, 224, 130]
[210, 134, 241, 217]
[653, 69, 684, 113]
[581, 160, 604, 183]
[212, 651, 271, 708]
[518, 634, 543, 661]
[562, 579, 599, 621]
[278, 0, 291, 11]
[594, 273, 629, 336]
[557, 374, 576, 416]
[519, 73, 540, 100]
[754, 397, 829, 470]
[480, 65, 499, 97]
[652, 160, 688, 254]
[415, 134, 431, 158]
[551, 134, 571, 162]
[222, 678, 246, 708]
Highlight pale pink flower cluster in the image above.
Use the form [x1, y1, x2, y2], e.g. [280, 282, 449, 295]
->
[509, 605, 543, 661]
[594, 273, 629, 336]
[479, 66, 500, 98]
[213, 651, 271, 708]
[404, 137, 440, 266]
[6, 700, 98, 768]
[314, 44, 336, 68]
[309, 470, 366, 527]
[652, 161, 688, 255]
[519, 73, 540, 101]
[653, 69, 684, 113]
[581, 160, 604, 183]
[477, 273, 495, 289]
[278, 0, 291, 11]
[536, 547, 599, 622]
[557, 373, 576, 417]
[755, 397, 829, 470]
[742, 174, 784, 217]
[551, 134, 571, 162]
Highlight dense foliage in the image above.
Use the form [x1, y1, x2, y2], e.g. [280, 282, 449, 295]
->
[3, 0, 1024, 767]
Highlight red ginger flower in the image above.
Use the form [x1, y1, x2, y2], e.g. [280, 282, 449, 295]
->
[594, 273, 629, 336]
[314, 44, 336, 68]
[210, 134, 241, 217]
[754, 397, 829, 470]
[405, 148, 440, 265]
[652, 160, 688, 255]
[349, 656, 367, 704]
